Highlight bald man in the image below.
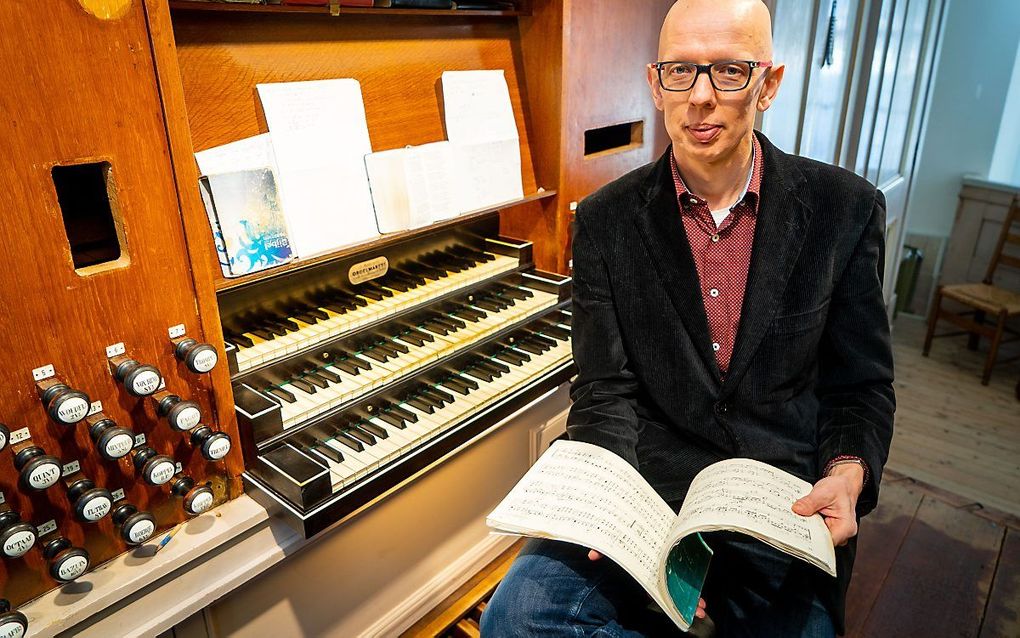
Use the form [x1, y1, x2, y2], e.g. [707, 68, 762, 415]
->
[481, 1, 894, 636]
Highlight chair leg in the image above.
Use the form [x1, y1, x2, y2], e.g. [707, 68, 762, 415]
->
[922, 288, 942, 356]
[981, 311, 1008, 385]
[968, 310, 986, 351]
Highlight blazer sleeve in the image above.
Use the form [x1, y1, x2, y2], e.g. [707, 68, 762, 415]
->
[816, 189, 896, 517]
[565, 210, 642, 468]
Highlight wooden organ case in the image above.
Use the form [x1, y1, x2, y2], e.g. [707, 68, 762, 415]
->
[1, 0, 672, 633]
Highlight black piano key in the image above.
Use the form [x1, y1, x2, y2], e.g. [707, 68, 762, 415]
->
[385, 338, 409, 354]
[426, 386, 455, 403]
[315, 367, 342, 383]
[463, 367, 495, 383]
[373, 341, 400, 358]
[514, 340, 546, 355]
[405, 327, 435, 343]
[311, 442, 344, 463]
[265, 386, 296, 404]
[470, 297, 502, 312]
[451, 372, 480, 389]
[291, 312, 319, 325]
[408, 263, 446, 280]
[380, 277, 409, 292]
[474, 360, 506, 377]
[331, 358, 361, 376]
[530, 334, 559, 349]
[421, 320, 450, 336]
[345, 427, 376, 446]
[361, 348, 390, 363]
[332, 431, 365, 452]
[249, 327, 275, 340]
[225, 331, 254, 348]
[377, 411, 407, 429]
[398, 331, 425, 347]
[418, 389, 446, 408]
[539, 324, 571, 341]
[289, 378, 318, 394]
[301, 372, 330, 389]
[305, 307, 329, 321]
[439, 378, 471, 395]
[364, 282, 394, 298]
[387, 404, 419, 423]
[257, 321, 288, 337]
[495, 284, 530, 301]
[494, 350, 529, 365]
[393, 267, 427, 285]
[357, 420, 389, 439]
[357, 287, 385, 301]
[482, 358, 511, 374]
[348, 354, 374, 371]
[405, 396, 436, 414]
[439, 314, 466, 330]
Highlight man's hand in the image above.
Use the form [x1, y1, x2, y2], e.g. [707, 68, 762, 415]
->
[587, 550, 707, 619]
[791, 463, 865, 546]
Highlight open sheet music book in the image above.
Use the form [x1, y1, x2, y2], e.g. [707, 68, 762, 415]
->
[487, 440, 837, 631]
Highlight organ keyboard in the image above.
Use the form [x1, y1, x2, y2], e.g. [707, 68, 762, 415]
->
[230, 217, 574, 536]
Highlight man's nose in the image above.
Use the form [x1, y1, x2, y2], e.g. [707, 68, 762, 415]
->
[689, 71, 716, 106]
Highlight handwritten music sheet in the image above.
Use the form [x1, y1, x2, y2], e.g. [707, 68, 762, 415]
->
[487, 441, 675, 597]
[667, 459, 837, 576]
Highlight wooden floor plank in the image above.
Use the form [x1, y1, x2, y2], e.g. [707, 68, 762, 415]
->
[858, 496, 1004, 637]
[845, 482, 925, 637]
[980, 528, 1020, 637]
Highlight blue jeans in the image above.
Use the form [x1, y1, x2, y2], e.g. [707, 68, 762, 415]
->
[481, 535, 835, 638]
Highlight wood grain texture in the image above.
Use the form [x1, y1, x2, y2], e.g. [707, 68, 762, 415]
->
[981, 527, 1020, 638]
[0, 0, 241, 606]
[857, 496, 1003, 637]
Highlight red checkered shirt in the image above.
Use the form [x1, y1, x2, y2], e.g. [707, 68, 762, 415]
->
[670, 134, 763, 376]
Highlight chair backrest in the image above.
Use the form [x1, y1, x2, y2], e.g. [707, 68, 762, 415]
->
[983, 195, 1020, 285]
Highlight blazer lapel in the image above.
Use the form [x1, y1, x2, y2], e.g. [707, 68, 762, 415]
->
[633, 151, 722, 383]
[722, 133, 813, 394]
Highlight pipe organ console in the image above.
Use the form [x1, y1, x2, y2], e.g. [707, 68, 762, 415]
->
[0, 0, 668, 632]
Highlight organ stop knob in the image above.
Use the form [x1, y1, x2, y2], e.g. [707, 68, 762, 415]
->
[171, 476, 214, 516]
[40, 383, 90, 425]
[190, 426, 232, 461]
[0, 423, 8, 452]
[13, 447, 62, 491]
[41, 536, 90, 583]
[65, 478, 113, 523]
[0, 511, 36, 560]
[132, 447, 177, 486]
[154, 392, 202, 432]
[0, 599, 28, 638]
[87, 416, 135, 461]
[111, 503, 156, 546]
[174, 338, 218, 374]
[111, 357, 163, 397]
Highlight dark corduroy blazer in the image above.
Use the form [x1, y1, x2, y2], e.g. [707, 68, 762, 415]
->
[565, 131, 895, 632]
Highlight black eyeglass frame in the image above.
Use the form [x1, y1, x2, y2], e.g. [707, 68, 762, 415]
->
[651, 60, 774, 92]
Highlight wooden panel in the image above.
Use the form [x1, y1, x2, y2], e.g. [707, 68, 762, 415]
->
[169, 8, 542, 284]
[857, 496, 1003, 637]
[0, 0, 242, 606]
[981, 527, 1020, 638]
[844, 481, 925, 637]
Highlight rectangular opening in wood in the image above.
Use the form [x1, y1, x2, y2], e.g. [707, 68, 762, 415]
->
[51, 161, 124, 271]
[584, 120, 643, 157]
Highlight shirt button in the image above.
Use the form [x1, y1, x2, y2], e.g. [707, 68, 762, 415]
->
[709, 288, 720, 298]
[714, 401, 729, 415]
[711, 234, 720, 243]
[689, 197, 698, 205]
[712, 342, 721, 352]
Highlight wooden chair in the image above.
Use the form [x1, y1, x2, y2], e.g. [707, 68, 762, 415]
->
[923, 195, 1020, 385]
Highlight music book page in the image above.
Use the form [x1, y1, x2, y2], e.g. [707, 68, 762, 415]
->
[488, 440, 838, 632]
[668, 458, 837, 577]
[257, 79, 379, 257]
[441, 70, 519, 144]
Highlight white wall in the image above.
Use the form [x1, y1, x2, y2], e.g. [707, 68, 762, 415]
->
[905, 0, 1020, 237]
[989, 38, 1020, 186]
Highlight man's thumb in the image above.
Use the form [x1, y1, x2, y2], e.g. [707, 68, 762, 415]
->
[792, 492, 824, 516]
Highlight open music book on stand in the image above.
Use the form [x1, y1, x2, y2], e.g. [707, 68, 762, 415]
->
[487, 440, 837, 631]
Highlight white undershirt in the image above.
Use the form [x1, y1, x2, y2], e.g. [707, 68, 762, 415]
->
[705, 145, 756, 229]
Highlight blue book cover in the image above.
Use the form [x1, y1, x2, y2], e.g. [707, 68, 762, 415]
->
[201, 168, 293, 276]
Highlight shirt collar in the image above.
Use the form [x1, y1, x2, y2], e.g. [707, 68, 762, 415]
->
[670, 133, 763, 215]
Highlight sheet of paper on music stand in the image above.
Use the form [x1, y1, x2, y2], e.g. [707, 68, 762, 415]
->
[366, 142, 460, 232]
[194, 133, 278, 177]
[257, 79, 379, 257]
[450, 139, 524, 212]
[441, 70, 520, 144]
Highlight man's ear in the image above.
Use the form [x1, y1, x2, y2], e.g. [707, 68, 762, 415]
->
[757, 63, 785, 112]
[647, 64, 665, 112]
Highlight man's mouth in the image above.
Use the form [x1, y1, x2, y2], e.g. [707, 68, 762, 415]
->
[687, 124, 722, 143]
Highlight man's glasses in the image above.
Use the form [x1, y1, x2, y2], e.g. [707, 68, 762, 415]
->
[652, 60, 773, 92]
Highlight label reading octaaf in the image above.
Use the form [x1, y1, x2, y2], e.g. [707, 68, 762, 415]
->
[58, 554, 89, 581]
[349, 256, 389, 285]
[3, 530, 35, 558]
[0, 619, 26, 638]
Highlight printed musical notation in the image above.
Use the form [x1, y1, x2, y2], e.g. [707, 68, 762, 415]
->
[488, 443, 675, 587]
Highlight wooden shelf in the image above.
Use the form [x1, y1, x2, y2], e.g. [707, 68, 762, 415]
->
[168, 1, 528, 17]
[214, 189, 555, 293]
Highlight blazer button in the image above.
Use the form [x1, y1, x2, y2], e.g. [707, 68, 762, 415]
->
[714, 402, 729, 415]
